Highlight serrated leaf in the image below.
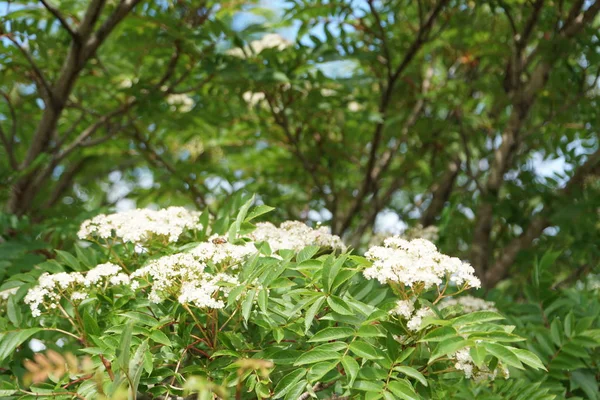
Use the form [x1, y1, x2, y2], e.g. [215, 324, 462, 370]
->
[341, 355, 359, 385]
[354, 380, 384, 392]
[327, 295, 354, 315]
[245, 205, 275, 222]
[349, 341, 382, 360]
[387, 379, 419, 400]
[0, 328, 41, 362]
[429, 337, 468, 363]
[297, 246, 320, 263]
[309, 327, 355, 342]
[511, 348, 546, 371]
[420, 326, 457, 342]
[483, 343, 523, 369]
[150, 330, 171, 346]
[273, 369, 306, 398]
[293, 350, 341, 366]
[450, 311, 504, 327]
[305, 296, 326, 333]
[242, 289, 256, 322]
[393, 366, 427, 387]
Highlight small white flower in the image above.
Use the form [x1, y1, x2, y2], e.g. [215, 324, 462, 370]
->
[248, 221, 345, 252]
[78, 207, 203, 244]
[364, 237, 480, 290]
[390, 299, 415, 319]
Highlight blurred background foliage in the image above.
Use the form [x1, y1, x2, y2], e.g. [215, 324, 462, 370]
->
[1, 0, 600, 287]
[0, 1, 599, 395]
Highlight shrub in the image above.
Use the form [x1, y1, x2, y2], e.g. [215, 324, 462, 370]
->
[0, 198, 545, 399]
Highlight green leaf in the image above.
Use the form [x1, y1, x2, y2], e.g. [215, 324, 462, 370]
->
[0, 328, 41, 362]
[469, 346, 487, 368]
[273, 369, 306, 398]
[349, 341, 383, 360]
[429, 337, 469, 363]
[393, 366, 427, 387]
[309, 327, 355, 342]
[327, 295, 354, 315]
[354, 380, 384, 392]
[396, 348, 415, 364]
[511, 348, 546, 371]
[293, 350, 341, 366]
[297, 246, 320, 263]
[450, 311, 504, 327]
[284, 380, 308, 400]
[420, 326, 457, 342]
[7, 296, 22, 326]
[322, 255, 347, 292]
[258, 289, 268, 314]
[245, 204, 275, 222]
[387, 379, 419, 400]
[307, 361, 338, 382]
[119, 312, 158, 327]
[341, 355, 359, 385]
[570, 370, 599, 400]
[129, 340, 149, 395]
[550, 318, 563, 347]
[83, 310, 100, 336]
[150, 330, 172, 346]
[482, 343, 523, 369]
[242, 289, 257, 322]
[229, 194, 255, 241]
[117, 322, 134, 371]
[305, 296, 326, 333]
[55, 250, 81, 271]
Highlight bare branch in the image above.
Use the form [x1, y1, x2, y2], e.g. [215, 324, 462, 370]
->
[56, 98, 135, 161]
[6, 35, 54, 104]
[131, 125, 208, 210]
[497, 1, 518, 42]
[367, 0, 392, 79]
[0, 91, 18, 169]
[0, 124, 18, 170]
[82, 0, 143, 60]
[485, 146, 600, 286]
[420, 158, 460, 227]
[342, 0, 449, 234]
[42, 158, 89, 209]
[39, 0, 78, 39]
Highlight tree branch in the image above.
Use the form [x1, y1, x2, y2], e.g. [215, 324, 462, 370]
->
[484, 147, 600, 286]
[420, 158, 460, 227]
[39, 0, 78, 39]
[6, 35, 54, 104]
[131, 125, 209, 210]
[42, 158, 90, 209]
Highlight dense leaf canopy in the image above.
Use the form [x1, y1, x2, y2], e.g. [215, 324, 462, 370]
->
[0, 0, 599, 397]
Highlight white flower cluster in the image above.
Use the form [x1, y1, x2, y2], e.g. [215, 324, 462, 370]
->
[440, 295, 497, 313]
[78, 207, 202, 244]
[249, 221, 346, 252]
[407, 306, 434, 331]
[364, 237, 480, 289]
[190, 235, 256, 267]
[227, 33, 291, 58]
[390, 299, 436, 331]
[131, 253, 238, 309]
[166, 93, 194, 113]
[242, 91, 266, 107]
[0, 287, 18, 301]
[453, 348, 509, 381]
[24, 263, 129, 317]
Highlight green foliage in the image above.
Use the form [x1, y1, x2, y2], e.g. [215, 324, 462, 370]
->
[0, 202, 546, 399]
